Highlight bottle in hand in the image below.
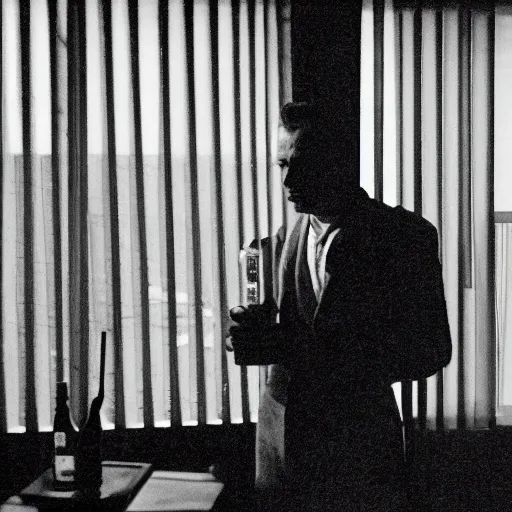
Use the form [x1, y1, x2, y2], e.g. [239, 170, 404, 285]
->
[52, 382, 78, 491]
[231, 247, 280, 365]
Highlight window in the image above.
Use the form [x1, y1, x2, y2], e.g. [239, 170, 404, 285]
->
[361, 0, 502, 429]
[0, 0, 291, 433]
[494, 1, 512, 425]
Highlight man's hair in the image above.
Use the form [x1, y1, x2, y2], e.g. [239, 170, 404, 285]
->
[279, 101, 336, 154]
[280, 102, 316, 132]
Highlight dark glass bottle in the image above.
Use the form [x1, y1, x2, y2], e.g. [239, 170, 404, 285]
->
[75, 331, 106, 495]
[52, 382, 78, 491]
[75, 395, 103, 492]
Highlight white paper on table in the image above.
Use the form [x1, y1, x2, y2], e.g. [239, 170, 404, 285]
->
[126, 471, 224, 512]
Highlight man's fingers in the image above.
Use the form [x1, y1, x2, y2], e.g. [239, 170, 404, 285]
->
[226, 326, 260, 352]
[229, 325, 262, 343]
[229, 306, 250, 325]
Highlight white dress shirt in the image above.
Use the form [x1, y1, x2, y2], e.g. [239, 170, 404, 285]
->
[307, 215, 341, 302]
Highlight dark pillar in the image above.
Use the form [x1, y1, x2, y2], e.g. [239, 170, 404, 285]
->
[291, 1, 362, 186]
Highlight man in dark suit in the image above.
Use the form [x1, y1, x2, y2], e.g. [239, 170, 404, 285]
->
[227, 102, 452, 511]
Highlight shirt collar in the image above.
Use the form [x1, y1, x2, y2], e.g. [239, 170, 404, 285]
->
[309, 215, 338, 245]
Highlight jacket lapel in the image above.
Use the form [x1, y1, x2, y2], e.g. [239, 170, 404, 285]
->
[275, 214, 304, 329]
[313, 205, 367, 323]
[277, 190, 372, 327]
[295, 215, 318, 326]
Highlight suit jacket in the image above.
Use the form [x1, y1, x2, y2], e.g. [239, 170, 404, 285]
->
[258, 188, 452, 511]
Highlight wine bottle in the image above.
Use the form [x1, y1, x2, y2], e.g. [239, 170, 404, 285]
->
[52, 382, 78, 491]
[74, 395, 103, 491]
[75, 332, 106, 493]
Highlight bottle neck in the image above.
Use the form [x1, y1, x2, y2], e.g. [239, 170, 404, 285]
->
[54, 403, 78, 432]
[55, 401, 69, 413]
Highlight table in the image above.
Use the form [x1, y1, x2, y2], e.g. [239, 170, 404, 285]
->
[2, 464, 224, 512]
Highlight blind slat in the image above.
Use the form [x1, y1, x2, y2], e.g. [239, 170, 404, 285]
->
[5, 0, 26, 431]
[159, 0, 181, 427]
[277, 0, 292, 106]
[209, 0, 231, 424]
[397, 4, 415, 447]
[441, 7, 461, 430]
[432, 9, 444, 430]
[112, 0, 145, 428]
[67, 0, 89, 426]
[78, 0, 90, 425]
[184, 0, 206, 425]
[400, 9, 414, 212]
[266, 0, 283, 243]
[218, 0, 243, 422]
[413, 7, 422, 216]
[20, 0, 37, 432]
[413, 5, 427, 431]
[373, 0, 384, 203]
[48, 0, 64, 388]
[238, 0, 252, 424]
[232, 1, 244, 256]
[396, 9, 403, 207]
[460, 7, 472, 289]
[249, 0, 259, 242]
[138, 0, 167, 427]
[33, 0, 54, 424]
[278, 0, 292, 229]
[261, 0, 273, 389]
[101, 0, 125, 428]
[230, 0, 251, 424]
[0, 0, 6, 433]
[421, 7, 438, 430]
[472, 8, 496, 429]
[128, 0, 154, 429]
[56, 0, 71, 393]
[264, 0, 273, 256]
[457, 6, 471, 430]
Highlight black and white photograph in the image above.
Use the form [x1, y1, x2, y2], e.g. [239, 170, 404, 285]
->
[0, 0, 511, 511]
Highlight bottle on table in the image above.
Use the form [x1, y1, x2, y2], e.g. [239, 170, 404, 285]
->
[74, 395, 103, 492]
[75, 331, 106, 494]
[52, 381, 78, 491]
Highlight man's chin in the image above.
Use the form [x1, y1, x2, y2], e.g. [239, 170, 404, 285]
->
[293, 203, 306, 212]
[292, 202, 331, 216]
[292, 202, 314, 214]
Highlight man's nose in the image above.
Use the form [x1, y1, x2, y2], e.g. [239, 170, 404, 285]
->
[283, 161, 303, 189]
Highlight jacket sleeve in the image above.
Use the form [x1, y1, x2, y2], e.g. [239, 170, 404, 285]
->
[382, 223, 452, 383]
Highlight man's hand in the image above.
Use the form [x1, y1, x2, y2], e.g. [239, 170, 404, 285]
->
[226, 301, 277, 352]
[230, 323, 291, 366]
[226, 301, 286, 365]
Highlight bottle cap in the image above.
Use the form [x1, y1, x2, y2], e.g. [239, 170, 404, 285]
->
[56, 382, 68, 402]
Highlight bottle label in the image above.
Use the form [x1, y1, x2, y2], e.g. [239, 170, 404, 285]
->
[54, 432, 66, 448]
[55, 455, 75, 482]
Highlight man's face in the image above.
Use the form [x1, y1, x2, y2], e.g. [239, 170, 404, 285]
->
[276, 125, 352, 217]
